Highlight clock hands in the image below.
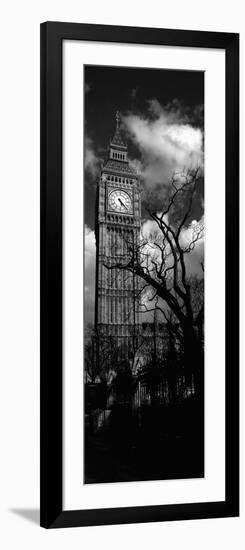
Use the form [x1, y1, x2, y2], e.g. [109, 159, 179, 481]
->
[109, 191, 131, 212]
[118, 198, 126, 209]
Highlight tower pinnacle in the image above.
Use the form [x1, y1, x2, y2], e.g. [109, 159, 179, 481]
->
[111, 110, 126, 148]
[115, 110, 120, 129]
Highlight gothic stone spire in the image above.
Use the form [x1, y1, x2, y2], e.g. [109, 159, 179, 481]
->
[111, 110, 126, 149]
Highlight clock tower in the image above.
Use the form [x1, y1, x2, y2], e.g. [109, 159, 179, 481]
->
[95, 112, 141, 365]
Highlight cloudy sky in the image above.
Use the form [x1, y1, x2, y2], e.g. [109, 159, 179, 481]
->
[84, 65, 204, 327]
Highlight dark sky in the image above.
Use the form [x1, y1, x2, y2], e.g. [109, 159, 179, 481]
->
[84, 65, 204, 230]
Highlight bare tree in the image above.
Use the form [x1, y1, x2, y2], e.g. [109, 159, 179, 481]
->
[104, 168, 204, 392]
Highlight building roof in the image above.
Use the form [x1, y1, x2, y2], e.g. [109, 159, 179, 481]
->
[111, 126, 127, 149]
[103, 159, 136, 177]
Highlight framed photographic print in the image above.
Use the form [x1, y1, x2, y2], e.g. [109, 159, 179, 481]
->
[40, 22, 239, 528]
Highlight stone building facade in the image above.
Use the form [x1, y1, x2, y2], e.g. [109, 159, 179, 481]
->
[95, 113, 142, 364]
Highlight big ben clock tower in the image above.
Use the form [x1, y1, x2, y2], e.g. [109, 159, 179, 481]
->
[95, 112, 141, 364]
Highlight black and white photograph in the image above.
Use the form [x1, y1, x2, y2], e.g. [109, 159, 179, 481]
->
[0, 3, 240, 542]
[84, 65, 205, 484]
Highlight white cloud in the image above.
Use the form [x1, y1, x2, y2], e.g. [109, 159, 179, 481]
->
[141, 217, 161, 239]
[122, 100, 204, 189]
[180, 217, 204, 277]
[180, 217, 204, 248]
[140, 213, 204, 280]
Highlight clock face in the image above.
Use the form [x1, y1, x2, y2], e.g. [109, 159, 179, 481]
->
[108, 190, 132, 213]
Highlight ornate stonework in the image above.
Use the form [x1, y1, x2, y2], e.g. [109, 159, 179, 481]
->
[95, 113, 141, 365]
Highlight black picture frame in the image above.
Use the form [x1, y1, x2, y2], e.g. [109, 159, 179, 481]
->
[40, 21, 239, 528]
